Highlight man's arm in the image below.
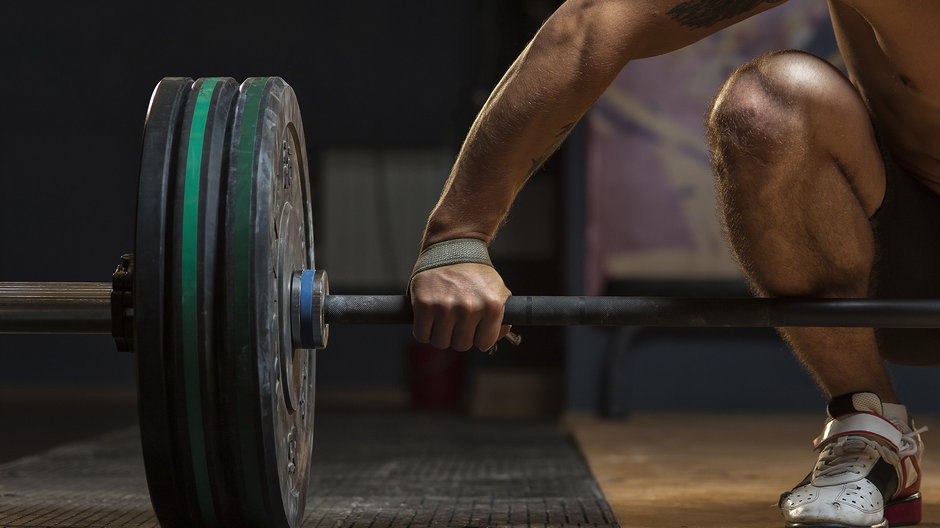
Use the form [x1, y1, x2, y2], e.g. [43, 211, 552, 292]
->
[413, 0, 788, 352]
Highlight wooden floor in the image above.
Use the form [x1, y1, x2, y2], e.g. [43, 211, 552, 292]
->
[567, 413, 940, 528]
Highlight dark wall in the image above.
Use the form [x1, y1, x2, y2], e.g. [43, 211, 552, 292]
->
[2, 3, 501, 146]
[0, 2, 547, 388]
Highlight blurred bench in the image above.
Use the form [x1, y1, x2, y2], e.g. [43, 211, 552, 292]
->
[600, 278, 756, 417]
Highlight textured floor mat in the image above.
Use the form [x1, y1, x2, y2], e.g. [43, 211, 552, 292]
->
[0, 412, 617, 527]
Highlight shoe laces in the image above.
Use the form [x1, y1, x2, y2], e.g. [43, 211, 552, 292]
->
[814, 425, 927, 480]
[898, 424, 928, 456]
[815, 436, 882, 479]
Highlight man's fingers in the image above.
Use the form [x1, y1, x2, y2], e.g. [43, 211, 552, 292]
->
[409, 263, 511, 350]
[429, 308, 457, 350]
[412, 301, 434, 343]
[474, 302, 507, 351]
[452, 305, 484, 352]
[498, 324, 512, 340]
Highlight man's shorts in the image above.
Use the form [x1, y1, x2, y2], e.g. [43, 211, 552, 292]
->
[870, 140, 940, 366]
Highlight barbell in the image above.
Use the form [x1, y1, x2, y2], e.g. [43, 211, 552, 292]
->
[2, 76, 940, 528]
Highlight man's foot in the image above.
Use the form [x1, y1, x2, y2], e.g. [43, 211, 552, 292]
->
[779, 392, 926, 528]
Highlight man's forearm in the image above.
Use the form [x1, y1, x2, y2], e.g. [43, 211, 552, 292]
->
[419, 0, 788, 250]
[421, 3, 633, 248]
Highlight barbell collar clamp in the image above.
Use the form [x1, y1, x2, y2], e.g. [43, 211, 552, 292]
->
[293, 269, 329, 349]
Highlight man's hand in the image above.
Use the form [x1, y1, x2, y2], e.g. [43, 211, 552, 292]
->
[410, 263, 512, 352]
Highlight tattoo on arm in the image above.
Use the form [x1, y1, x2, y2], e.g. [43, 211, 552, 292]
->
[529, 122, 576, 176]
[667, 0, 781, 29]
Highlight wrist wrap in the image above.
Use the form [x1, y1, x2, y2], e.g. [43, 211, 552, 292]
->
[410, 238, 493, 283]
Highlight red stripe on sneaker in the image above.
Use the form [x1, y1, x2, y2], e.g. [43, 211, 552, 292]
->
[896, 456, 922, 499]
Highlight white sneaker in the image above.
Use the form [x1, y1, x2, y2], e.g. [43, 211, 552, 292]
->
[780, 392, 926, 528]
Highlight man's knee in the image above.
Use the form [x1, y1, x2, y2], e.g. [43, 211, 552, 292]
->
[706, 50, 860, 172]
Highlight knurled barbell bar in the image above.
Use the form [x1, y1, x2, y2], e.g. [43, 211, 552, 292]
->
[3, 76, 940, 528]
[6, 279, 940, 335]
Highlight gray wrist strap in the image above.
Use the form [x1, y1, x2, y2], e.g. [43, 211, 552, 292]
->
[409, 238, 493, 287]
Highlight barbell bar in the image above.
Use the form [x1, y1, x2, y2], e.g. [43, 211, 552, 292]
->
[321, 294, 940, 328]
[4, 75, 940, 528]
[4, 280, 940, 339]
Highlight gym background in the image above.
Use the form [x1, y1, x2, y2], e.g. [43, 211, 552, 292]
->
[1, 1, 938, 461]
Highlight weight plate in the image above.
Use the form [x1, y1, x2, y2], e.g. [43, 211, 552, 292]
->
[170, 76, 241, 527]
[137, 76, 240, 528]
[223, 77, 316, 528]
[134, 76, 192, 525]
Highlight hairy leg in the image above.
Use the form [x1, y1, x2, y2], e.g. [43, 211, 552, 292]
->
[707, 50, 897, 402]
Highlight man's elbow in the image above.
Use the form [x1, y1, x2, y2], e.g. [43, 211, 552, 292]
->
[532, 0, 644, 70]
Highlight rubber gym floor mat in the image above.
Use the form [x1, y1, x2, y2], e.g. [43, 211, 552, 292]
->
[0, 412, 618, 527]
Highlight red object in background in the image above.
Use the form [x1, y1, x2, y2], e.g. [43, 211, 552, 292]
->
[408, 343, 465, 410]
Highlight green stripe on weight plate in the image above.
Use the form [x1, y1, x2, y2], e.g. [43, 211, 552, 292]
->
[180, 76, 220, 526]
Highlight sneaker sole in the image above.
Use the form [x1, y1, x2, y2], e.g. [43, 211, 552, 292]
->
[783, 493, 922, 528]
[784, 522, 887, 528]
[886, 492, 922, 527]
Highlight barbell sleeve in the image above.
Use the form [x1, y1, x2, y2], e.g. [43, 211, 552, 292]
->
[0, 282, 113, 333]
[323, 295, 940, 328]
